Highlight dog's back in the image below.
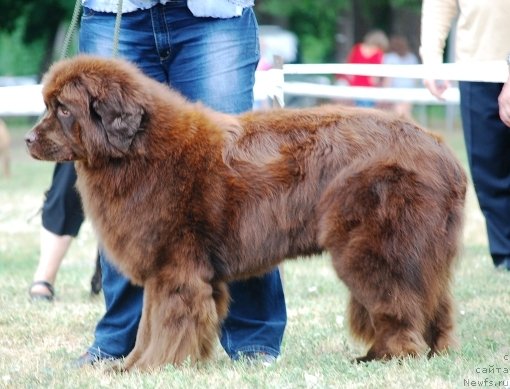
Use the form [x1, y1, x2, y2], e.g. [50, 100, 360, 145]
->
[216, 106, 466, 277]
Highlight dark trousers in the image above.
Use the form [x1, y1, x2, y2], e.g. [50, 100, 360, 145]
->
[42, 162, 84, 237]
[459, 81, 510, 265]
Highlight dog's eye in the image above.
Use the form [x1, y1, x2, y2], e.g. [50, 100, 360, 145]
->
[58, 105, 70, 117]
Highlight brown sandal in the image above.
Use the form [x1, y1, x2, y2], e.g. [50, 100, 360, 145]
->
[29, 281, 55, 301]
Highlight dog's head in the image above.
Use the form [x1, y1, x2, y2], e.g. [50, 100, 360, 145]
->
[25, 55, 148, 166]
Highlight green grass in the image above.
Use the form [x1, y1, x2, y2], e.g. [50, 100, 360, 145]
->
[1, 121, 509, 389]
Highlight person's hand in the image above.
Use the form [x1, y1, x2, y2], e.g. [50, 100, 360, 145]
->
[423, 79, 450, 100]
[498, 76, 510, 127]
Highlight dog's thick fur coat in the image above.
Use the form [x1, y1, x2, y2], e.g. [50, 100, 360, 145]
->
[26, 55, 467, 371]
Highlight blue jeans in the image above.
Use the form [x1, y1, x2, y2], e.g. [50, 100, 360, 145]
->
[459, 81, 510, 266]
[79, 2, 286, 360]
[354, 99, 375, 108]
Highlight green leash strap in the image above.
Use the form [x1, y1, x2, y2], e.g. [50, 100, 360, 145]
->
[112, 0, 123, 57]
[59, 0, 82, 60]
[59, 0, 123, 60]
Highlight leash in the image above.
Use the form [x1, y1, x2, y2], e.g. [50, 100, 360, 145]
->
[59, 0, 82, 60]
[59, 0, 124, 60]
[112, 0, 123, 57]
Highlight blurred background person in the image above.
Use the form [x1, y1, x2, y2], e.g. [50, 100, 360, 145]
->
[337, 29, 389, 107]
[420, 0, 510, 271]
[383, 35, 418, 118]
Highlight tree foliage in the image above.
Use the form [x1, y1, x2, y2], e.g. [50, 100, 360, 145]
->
[389, 0, 421, 9]
[0, 0, 423, 75]
[258, 0, 349, 62]
[0, 0, 74, 76]
[257, 0, 421, 63]
[0, 0, 73, 44]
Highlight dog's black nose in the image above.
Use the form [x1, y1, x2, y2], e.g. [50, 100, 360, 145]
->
[24, 131, 36, 145]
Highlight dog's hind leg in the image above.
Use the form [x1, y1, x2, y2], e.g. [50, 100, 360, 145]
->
[355, 310, 428, 362]
[122, 270, 227, 371]
[319, 160, 453, 361]
[424, 291, 457, 357]
[425, 203, 464, 357]
[335, 246, 429, 361]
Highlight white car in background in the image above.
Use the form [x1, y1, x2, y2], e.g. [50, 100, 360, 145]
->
[258, 25, 298, 67]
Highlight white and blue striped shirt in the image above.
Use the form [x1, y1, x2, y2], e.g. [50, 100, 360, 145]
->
[81, 0, 254, 18]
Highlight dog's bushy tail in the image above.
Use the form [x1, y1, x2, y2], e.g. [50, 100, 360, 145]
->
[318, 153, 466, 357]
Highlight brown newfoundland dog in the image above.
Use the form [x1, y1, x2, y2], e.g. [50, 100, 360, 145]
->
[25, 55, 467, 371]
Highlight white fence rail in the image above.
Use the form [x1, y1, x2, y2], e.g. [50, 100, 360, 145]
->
[0, 84, 44, 116]
[1, 61, 507, 116]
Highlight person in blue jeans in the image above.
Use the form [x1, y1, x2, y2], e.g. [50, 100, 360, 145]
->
[75, 0, 286, 366]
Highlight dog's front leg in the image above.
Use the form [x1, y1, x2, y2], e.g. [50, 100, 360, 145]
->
[122, 271, 223, 371]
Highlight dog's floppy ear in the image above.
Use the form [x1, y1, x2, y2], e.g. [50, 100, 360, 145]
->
[92, 92, 144, 154]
